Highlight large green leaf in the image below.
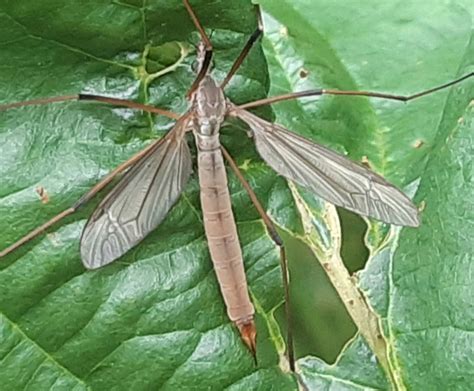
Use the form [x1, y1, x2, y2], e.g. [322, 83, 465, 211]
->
[0, 1, 296, 389]
[257, 0, 473, 390]
[0, 0, 472, 390]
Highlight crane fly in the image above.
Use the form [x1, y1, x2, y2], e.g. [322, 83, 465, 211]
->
[0, 0, 472, 371]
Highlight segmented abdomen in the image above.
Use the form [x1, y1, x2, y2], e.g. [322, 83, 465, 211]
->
[195, 134, 254, 324]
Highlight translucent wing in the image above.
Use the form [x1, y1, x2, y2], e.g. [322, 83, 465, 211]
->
[80, 118, 192, 269]
[234, 106, 419, 227]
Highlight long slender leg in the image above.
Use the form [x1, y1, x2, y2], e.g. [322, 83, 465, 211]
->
[239, 72, 474, 109]
[183, 0, 213, 95]
[0, 136, 169, 258]
[0, 94, 180, 119]
[221, 146, 295, 372]
[220, 6, 263, 89]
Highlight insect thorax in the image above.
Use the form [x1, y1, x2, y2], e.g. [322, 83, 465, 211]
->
[192, 76, 226, 137]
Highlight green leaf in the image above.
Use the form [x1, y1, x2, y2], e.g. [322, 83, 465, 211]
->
[362, 82, 473, 390]
[258, 0, 472, 389]
[1, 0, 472, 390]
[0, 1, 296, 389]
[299, 337, 389, 390]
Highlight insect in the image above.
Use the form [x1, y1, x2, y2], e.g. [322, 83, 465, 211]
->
[0, 0, 472, 372]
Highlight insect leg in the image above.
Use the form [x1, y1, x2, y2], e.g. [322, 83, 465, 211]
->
[239, 72, 474, 109]
[221, 146, 295, 372]
[0, 94, 179, 119]
[0, 137, 167, 259]
[220, 6, 263, 88]
[183, 0, 213, 95]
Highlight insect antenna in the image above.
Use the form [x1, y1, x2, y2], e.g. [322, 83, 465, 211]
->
[183, 0, 213, 96]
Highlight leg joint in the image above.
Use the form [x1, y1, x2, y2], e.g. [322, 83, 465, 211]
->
[269, 229, 284, 247]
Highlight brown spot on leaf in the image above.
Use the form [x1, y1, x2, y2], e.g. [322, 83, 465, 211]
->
[299, 68, 309, 78]
[36, 186, 49, 204]
[413, 139, 424, 148]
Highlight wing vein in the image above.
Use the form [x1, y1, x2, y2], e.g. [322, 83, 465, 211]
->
[233, 106, 419, 227]
[80, 116, 193, 268]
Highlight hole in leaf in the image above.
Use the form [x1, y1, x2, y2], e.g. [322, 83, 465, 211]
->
[275, 208, 369, 363]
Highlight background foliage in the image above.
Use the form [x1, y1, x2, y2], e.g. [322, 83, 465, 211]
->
[0, 0, 472, 390]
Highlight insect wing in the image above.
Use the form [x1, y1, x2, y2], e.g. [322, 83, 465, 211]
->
[234, 107, 419, 227]
[80, 119, 192, 269]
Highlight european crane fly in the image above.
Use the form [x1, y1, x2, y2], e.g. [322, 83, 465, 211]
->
[1, 0, 472, 371]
